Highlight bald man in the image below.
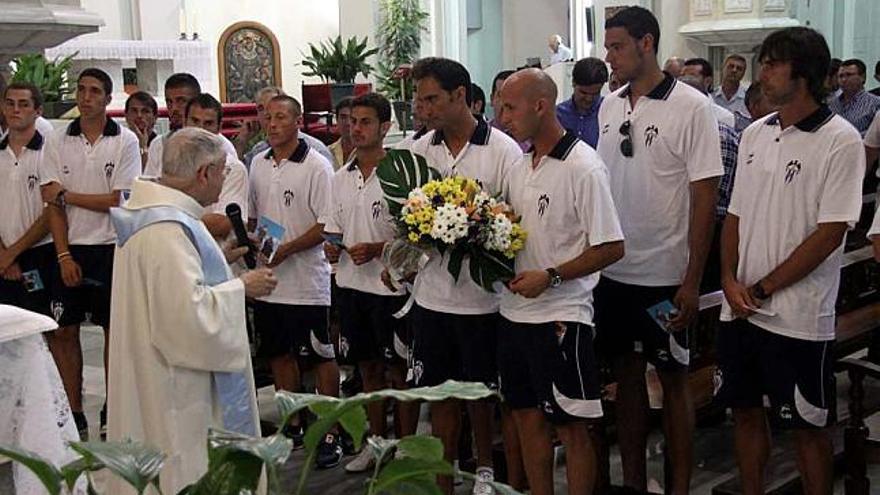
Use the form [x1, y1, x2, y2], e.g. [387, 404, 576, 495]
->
[499, 69, 625, 495]
[664, 57, 685, 78]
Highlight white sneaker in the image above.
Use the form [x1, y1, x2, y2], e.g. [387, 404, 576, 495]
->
[472, 467, 495, 495]
[344, 447, 376, 473]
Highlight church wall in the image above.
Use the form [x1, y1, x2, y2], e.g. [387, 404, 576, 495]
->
[501, 0, 570, 70]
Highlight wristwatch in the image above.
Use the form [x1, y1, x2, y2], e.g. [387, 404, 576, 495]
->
[751, 281, 768, 300]
[546, 267, 563, 288]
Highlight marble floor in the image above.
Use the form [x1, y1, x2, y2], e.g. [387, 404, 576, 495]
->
[2, 325, 879, 494]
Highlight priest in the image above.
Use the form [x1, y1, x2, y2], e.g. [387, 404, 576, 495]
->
[106, 127, 277, 494]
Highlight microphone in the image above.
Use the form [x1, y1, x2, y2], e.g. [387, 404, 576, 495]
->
[225, 203, 256, 269]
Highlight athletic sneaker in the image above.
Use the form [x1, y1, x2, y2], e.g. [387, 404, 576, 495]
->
[73, 412, 88, 441]
[316, 433, 343, 469]
[472, 467, 495, 495]
[344, 446, 376, 473]
[281, 424, 305, 450]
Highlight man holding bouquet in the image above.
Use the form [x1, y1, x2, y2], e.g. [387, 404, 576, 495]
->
[499, 69, 625, 494]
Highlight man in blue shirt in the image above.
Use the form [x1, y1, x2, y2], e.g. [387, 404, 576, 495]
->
[829, 58, 880, 136]
[556, 57, 608, 148]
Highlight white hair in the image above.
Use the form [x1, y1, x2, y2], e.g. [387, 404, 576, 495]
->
[161, 127, 226, 178]
[255, 86, 285, 102]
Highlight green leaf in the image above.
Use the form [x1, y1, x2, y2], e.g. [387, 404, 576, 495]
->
[395, 435, 443, 461]
[367, 436, 399, 466]
[447, 245, 467, 283]
[183, 450, 262, 495]
[337, 403, 369, 452]
[60, 456, 95, 492]
[376, 149, 440, 218]
[376, 478, 444, 495]
[469, 246, 515, 293]
[0, 445, 64, 495]
[69, 440, 165, 494]
[371, 457, 453, 493]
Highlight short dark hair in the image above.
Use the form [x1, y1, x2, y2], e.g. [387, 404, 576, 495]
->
[491, 70, 515, 97]
[185, 93, 223, 122]
[744, 81, 762, 108]
[412, 57, 472, 101]
[724, 54, 747, 66]
[470, 83, 486, 113]
[268, 95, 302, 117]
[165, 73, 201, 94]
[757, 27, 831, 103]
[78, 68, 113, 96]
[841, 58, 867, 77]
[572, 57, 609, 87]
[335, 96, 353, 115]
[4, 82, 43, 109]
[351, 92, 392, 123]
[684, 57, 714, 79]
[829, 58, 842, 78]
[124, 91, 158, 114]
[605, 6, 661, 55]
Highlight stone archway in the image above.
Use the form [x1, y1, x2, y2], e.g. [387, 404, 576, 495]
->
[218, 21, 282, 103]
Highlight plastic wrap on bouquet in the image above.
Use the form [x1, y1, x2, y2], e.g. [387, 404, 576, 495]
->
[381, 238, 429, 292]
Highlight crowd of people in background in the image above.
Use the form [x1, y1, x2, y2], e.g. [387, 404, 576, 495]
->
[2, 4, 880, 495]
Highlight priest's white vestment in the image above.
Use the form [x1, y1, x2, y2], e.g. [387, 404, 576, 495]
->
[106, 179, 260, 494]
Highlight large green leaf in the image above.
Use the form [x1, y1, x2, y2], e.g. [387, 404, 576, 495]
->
[446, 244, 467, 283]
[376, 149, 441, 218]
[0, 445, 64, 495]
[60, 456, 96, 492]
[69, 440, 165, 494]
[370, 457, 453, 494]
[468, 246, 515, 293]
[395, 436, 443, 461]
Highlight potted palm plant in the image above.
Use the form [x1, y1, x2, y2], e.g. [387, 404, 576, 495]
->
[10, 53, 78, 118]
[301, 36, 378, 105]
[376, 0, 429, 131]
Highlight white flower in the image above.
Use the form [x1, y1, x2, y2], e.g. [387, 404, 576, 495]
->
[430, 203, 469, 244]
[483, 214, 513, 252]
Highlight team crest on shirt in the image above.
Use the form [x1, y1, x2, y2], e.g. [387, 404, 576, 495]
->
[104, 162, 115, 179]
[644, 125, 659, 147]
[784, 160, 801, 184]
[27, 174, 38, 191]
[283, 190, 294, 207]
[538, 194, 550, 217]
[371, 200, 382, 220]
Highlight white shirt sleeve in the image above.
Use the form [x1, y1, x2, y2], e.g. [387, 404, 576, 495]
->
[143, 136, 164, 178]
[578, 162, 625, 247]
[247, 166, 258, 223]
[686, 100, 724, 182]
[39, 133, 62, 186]
[111, 132, 142, 192]
[319, 171, 343, 233]
[310, 162, 333, 224]
[497, 136, 524, 200]
[817, 131, 866, 224]
[210, 158, 249, 218]
[865, 111, 880, 149]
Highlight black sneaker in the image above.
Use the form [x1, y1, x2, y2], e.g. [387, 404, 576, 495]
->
[315, 433, 343, 469]
[73, 412, 88, 441]
[339, 430, 358, 456]
[99, 403, 107, 440]
[281, 424, 305, 450]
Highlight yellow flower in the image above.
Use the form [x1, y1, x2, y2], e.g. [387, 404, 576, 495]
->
[404, 214, 417, 224]
[419, 223, 432, 234]
[408, 232, 420, 243]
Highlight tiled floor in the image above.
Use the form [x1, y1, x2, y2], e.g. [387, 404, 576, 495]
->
[3, 325, 879, 494]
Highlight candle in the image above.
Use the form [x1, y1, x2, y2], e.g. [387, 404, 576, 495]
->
[178, 7, 187, 35]
[190, 8, 198, 36]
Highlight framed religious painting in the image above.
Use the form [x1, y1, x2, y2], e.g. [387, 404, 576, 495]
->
[218, 22, 282, 103]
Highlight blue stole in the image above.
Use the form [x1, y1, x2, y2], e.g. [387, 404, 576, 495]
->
[111, 205, 258, 436]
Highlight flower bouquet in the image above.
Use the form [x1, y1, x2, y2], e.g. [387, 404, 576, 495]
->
[377, 149, 526, 292]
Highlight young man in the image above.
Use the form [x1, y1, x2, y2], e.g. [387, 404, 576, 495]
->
[406, 57, 522, 495]
[718, 27, 864, 495]
[0, 83, 54, 318]
[322, 93, 418, 472]
[713, 54, 750, 119]
[499, 68, 625, 495]
[40, 68, 141, 439]
[829, 58, 880, 136]
[124, 91, 158, 169]
[556, 57, 608, 148]
[595, 7, 723, 494]
[327, 96, 355, 170]
[248, 95, 342, 468]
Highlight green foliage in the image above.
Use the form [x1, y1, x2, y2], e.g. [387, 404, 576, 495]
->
[376, 0, 430, 101]
[69, 440, 165, 494]
[375, 148, 442, 218]
[301, 36, 378, 84]
[0, 445, 65, 495]
[10, 53, 77, 102]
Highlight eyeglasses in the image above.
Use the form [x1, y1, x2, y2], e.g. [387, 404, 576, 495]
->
[619, 120, 633, 157]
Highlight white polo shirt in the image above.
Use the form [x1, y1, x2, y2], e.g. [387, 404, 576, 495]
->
[597, 74, 723, 286]
[143, 131, 238, 178]
[865, 110, 880, 149]
[206, 157, 249, 218]
[501, 132, 624, 325]
[407, 118, 522, 315]
[720, 108, 864, 341]
[0, 132, 51, 247]
[40, 118, 140, 245]
[249, 138, 333, 306]
[321, 158, 401, 296]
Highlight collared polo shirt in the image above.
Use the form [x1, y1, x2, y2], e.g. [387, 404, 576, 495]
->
[556, 96, 603, 148]
[249, 138, 333, 306]
[720, 107, 864, 341]
[321, 158, 401, 296]
[41, 118, 140, 245]
[597, 74, 723, 286]
[828, 90, 880, 136]
[0, 131, 51, 247]
[144, 132, 238, 178]
[406, 118, 522, 315]
[713, 85, 750, 119]
[500, 131, 624, 325]
[243, 133, 336, 171]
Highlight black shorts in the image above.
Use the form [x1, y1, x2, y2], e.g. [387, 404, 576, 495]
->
[50, 244, 114, 328]
[498, 318, 603, 424]
[337, 288, 409, 365]
[0, 244, 55, 318]
[715, 319, 836, 430]
[252, 301, 335, 362]
[407, 304, 498, 389]
[593, 276, 688, 371]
